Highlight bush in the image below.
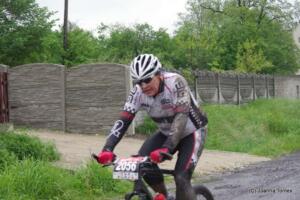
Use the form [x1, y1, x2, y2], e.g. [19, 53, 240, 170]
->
[0, 131, 59, 162]
[0, 149, 16, 171]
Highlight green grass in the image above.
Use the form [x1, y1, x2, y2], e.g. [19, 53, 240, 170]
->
[135, 116, 157, 136]
[0, 130, 131, 200]
[204, 99, 300, 157]
[136, 99, 300, 157]
[0, 130, 60, 162]
[0, 159, 131, 200]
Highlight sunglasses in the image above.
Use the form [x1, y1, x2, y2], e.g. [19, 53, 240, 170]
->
[136, 77, 153, 85]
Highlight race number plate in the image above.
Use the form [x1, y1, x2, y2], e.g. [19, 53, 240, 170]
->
[113, 157, 146, 180]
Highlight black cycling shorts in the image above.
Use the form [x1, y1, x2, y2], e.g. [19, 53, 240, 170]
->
[138, 127, 207, 185]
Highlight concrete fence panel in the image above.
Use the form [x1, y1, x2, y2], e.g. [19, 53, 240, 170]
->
[220, 73, 238, 103]
[65, 64, 132, 134]
[2, 62, 299, 134]
[255, 75, 267, 98]
[239, 74, 253, 103]
[274, 75, 300, 99]
[197, 71, 218, 103]
[8, 64, 65, 130]
[0, 64, 9, 72]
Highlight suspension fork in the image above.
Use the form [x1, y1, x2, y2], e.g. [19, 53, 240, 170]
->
[125, 170, 152, 200]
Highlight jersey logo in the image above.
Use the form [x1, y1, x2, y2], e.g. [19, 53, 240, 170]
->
[127, 87, 138, 104]
[141, 103, 150, 107]
[108, 120, 124, 138]
[175, 80, 185, 90]
[161, 98, 171, 104]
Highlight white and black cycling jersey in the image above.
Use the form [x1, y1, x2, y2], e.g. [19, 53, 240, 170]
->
[125, 71, 205, 136]
[103, 71, 207, 152]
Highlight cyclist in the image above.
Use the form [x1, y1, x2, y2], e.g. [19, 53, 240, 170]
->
[97, 54, 208, 200]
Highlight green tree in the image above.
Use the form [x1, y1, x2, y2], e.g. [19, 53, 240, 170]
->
[96, 23, 174, 65]
[63, 23, 100, 67]
[0, 0, 56, 66]
[176, 0, 300, 74]
[236, 39, 273, 73]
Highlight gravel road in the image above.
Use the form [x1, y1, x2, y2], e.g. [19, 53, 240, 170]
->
[203, 151, 300, 200]
[27, 130, 299, 200]
[28, 130, 270, 176]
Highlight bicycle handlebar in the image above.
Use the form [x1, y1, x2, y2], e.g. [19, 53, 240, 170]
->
[91, 152, 173, 166]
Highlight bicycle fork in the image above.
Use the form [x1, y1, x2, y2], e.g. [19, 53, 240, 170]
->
[125, 177, 152, 200]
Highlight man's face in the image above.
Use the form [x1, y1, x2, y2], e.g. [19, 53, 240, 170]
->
[138, 75, 161, 96]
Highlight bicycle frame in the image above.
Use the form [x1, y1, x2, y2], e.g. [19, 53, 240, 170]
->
[92, 153, 214, 200]
[125, 156, 178, 200]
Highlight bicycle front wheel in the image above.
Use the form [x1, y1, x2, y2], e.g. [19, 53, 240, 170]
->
[193, 185, 214, 200]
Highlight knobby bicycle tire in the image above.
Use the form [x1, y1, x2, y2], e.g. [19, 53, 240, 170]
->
[193, 185, 214, 200]
[125, 192, 152, 200]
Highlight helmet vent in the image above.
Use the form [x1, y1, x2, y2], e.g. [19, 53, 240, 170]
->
[141, 55, 146, 66]
[135, 63, 139, 75]
[145, 56, 151, 69]
[144, 67, 155, 77]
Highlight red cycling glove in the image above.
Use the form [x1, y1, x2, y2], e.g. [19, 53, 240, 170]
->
[150, 148, 169, 163]
[97, 151, 115, 164]
[154, 193, 166, 200]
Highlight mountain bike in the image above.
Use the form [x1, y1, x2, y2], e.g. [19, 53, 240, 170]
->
[92, 152, 214, 200]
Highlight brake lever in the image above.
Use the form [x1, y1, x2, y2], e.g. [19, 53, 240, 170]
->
[91, 153, 98, 161]
[160, 152, 173, 160]
[91, 153, 115, 167]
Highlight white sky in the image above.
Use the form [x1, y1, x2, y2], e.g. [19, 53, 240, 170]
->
[36, 0, 188, 34]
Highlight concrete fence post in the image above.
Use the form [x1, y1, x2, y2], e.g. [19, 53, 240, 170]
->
[252, 75, 256, 101]
[237, 74, 240, 105]
[217, 73, 221, 104]
[265, 75, 269, 99]
[273, 74, 276, 98]
[61, 67, 66, 132]
[194, 72, 199, 102]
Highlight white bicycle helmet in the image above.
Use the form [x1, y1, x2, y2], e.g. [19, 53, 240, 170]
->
[130, 54, 162, 82]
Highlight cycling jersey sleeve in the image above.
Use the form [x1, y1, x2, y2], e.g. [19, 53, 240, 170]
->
[102, 86, 141, 152]
[163, 75, 190, 151]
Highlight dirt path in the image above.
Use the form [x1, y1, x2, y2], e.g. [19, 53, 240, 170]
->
[28, 130, 270, 176]
[204, 151, 300, 199]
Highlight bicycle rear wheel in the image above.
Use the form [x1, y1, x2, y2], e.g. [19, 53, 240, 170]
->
[193, 185, 214, 200]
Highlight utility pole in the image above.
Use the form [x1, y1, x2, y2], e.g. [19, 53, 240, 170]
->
[63, 0, 68, 64]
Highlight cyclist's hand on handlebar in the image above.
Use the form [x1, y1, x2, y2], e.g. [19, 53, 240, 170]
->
[150, 148, 170, 163]
[97, 151, 115, 165]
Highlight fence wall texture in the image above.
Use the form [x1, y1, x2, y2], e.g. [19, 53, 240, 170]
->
[274, 75, 300, 99]
[0, 65, 8, 72]
[195, 71, 275, 104]
[6, 63, 133, 134]
[1, 63, 300, 134]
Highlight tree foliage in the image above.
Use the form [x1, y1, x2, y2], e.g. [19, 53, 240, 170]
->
[0, 0, 56, 66]
[176, 0, 300, 74]
[96, 23, 174, 65]
[0, 0, 299, 74]
[63, 23, 100, 66]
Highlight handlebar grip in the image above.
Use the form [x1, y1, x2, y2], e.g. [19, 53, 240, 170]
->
[91, 153, 114, 167]
[92, 153, 98, 161]
[160, 152, 173, 160]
